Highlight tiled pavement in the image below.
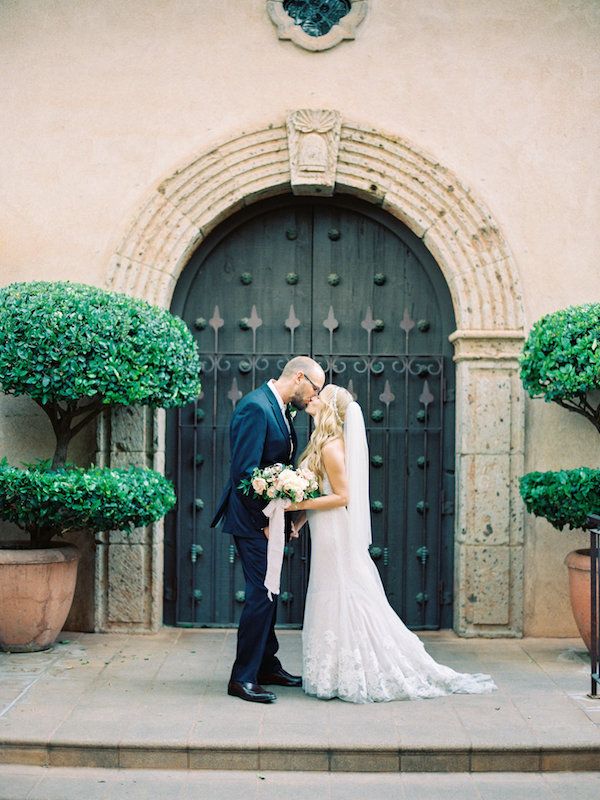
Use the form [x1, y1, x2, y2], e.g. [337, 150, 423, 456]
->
[0, 629, 599, 779]
[1, 766, 600, 800]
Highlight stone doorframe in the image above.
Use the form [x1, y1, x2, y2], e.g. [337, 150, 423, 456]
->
[96, 112, 525, 637]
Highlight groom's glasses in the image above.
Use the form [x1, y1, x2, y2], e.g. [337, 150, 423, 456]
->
[302, 373, 323, 395]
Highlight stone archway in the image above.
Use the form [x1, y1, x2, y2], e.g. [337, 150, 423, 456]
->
[97, 113, 525, 637]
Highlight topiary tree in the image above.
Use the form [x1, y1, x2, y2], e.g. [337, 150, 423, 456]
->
[519, 303, 600, 529]
[0, 281, 201, 546]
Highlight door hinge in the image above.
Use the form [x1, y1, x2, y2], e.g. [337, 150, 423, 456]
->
[442, 377, 455, 403]
[438, 581, 453, 606]
[440, 490, 454, 516]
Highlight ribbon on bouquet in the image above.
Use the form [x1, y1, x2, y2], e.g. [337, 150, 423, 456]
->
[263, 498, 290, 601]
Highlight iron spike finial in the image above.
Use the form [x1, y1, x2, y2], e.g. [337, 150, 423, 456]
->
[228, 378, 243, 408]
[323, 306, 339, 333]
[247, 305, 263, 331]
[361, 307, 377, 332]
[419, 380, 434, 407]
[285, 305, 301, 331]
[209, 306, 224, 331]
[400, 308, 415, 334]
[379, 380, 395, 407]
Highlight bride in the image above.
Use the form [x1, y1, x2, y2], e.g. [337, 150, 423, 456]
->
[289, 384, 496, 704]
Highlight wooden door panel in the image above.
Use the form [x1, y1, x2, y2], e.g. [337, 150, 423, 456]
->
[166, 198, 455, 629]
[183, 207, 313, 357]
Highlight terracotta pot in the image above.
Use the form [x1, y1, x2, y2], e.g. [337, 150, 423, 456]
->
[0, 542, 80, 653]
[564, 548, 599, 653]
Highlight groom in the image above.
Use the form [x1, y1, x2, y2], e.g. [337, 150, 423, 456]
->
[210, 356, 325, 703]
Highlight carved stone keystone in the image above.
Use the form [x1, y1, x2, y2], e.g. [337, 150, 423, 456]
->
[286, 109, 341, 196]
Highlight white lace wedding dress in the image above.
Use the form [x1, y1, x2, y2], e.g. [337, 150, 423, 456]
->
[301, 403, 496, 704]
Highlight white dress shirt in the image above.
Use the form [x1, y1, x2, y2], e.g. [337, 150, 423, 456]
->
[267, 379, 291, 435]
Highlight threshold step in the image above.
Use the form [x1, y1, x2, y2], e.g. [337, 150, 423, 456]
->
[1, 742, 599, 773]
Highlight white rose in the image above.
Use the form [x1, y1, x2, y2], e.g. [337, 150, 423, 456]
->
[278, 468, 296, 484]
[282, 475, 303, 493]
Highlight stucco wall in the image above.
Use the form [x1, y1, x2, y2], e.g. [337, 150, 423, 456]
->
[1, 0, 599, 635]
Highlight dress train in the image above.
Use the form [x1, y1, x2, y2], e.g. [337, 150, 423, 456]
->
[302, 503, 496, 704]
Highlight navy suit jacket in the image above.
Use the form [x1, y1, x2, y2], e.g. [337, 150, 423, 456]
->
[210, 383, 298, 538]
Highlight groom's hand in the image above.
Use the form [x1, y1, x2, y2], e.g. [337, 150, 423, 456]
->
[289, 511, 306, 539]
[290, 517, 304, 539]
[263, 526, 269, 540]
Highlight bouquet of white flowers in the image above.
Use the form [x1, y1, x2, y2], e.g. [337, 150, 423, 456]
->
[239, 463, 319, 504]
[238, 463, 320, 600]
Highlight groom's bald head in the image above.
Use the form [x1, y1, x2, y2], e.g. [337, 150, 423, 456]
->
[280, 356, 323, 382]
[275, 356, 325, 409]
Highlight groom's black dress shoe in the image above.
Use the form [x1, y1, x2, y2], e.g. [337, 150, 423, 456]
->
[227, 680, 277, 703]
[257, 668, 302, 687]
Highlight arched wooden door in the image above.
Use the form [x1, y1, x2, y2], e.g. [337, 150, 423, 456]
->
[165, 197, 456, 629]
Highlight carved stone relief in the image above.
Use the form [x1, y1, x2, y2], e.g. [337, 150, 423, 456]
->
[267, 0, 368, 52]
[286, 109, 341, 195]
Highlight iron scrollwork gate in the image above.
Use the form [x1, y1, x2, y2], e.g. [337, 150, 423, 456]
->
[165, 198, 456, 629]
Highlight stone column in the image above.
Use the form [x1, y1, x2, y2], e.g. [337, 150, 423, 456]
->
[450, 331, 525, 637]
[94, 406, 165, 633]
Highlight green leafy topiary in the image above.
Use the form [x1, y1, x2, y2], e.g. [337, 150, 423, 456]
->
[520, 303, 600, 432]
[0, 281, 201, 468]
[0, 281, 200, 407]
[0, 281, 201, 546]
[520, 469, 600, 531]
[520, 303, 600, 532]
[0, 462, 176, 546]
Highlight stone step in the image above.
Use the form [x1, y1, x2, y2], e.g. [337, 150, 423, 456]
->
[1, 740, 600, 773]
[2, 632, 599, 779]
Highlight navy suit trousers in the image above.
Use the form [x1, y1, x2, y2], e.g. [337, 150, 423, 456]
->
[230, 535, 282, 683]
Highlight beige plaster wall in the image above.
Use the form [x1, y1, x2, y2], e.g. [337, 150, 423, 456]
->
[1, 0, 599, 635]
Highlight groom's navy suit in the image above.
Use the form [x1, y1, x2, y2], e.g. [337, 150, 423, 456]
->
[210, 383, 297, 683]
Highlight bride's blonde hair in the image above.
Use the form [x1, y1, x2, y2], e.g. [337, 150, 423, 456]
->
[299, 385, 354, 487]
